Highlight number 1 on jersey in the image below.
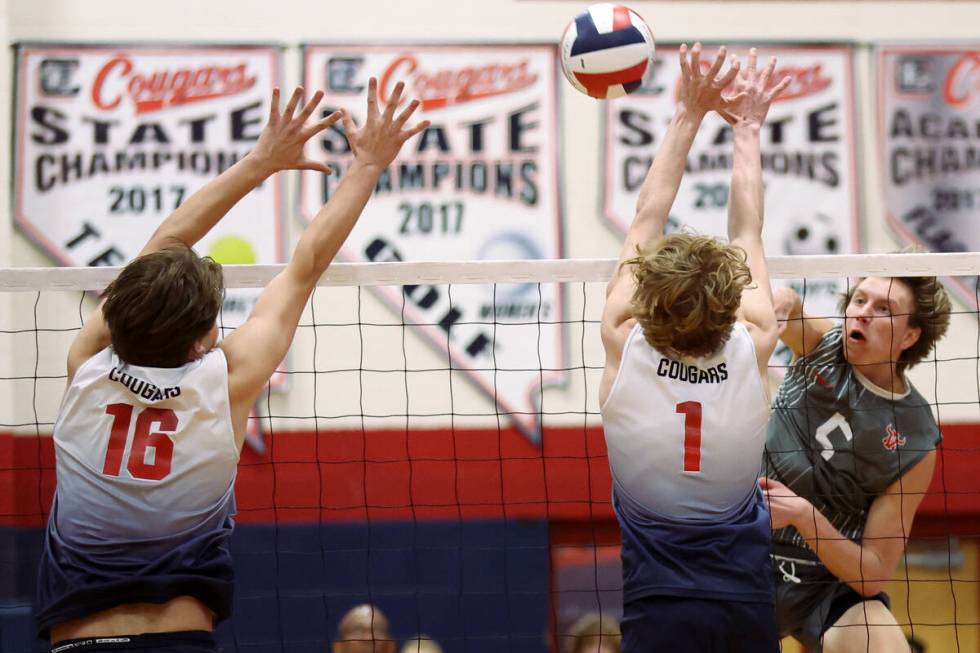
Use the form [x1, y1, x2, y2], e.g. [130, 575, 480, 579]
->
[676, 401, 703, 473]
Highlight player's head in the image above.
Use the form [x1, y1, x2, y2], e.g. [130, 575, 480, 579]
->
[628, 233, 751, 358]
[102, 245, 224, 367]
[565, 612, 621, 653]
[333, 604, 395, 653]
[839, 276, 951, 374]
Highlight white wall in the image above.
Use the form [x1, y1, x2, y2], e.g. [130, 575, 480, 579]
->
[3, 0, 979, 431]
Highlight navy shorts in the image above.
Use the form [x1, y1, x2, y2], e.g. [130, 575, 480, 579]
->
[50, 631, 216, 653]
[621, 596, 779, 652]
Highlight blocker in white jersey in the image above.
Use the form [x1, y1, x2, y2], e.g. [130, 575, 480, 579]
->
[36, 347, 239, 635]
[35, 82, 429, 652]
[602, 321, 769, 519]
[599, 45, 790, 652]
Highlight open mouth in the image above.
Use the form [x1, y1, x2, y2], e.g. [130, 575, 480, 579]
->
[847, 329, 865, 343]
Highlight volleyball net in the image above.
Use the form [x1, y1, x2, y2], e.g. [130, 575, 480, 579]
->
[0, 253, 978, 653]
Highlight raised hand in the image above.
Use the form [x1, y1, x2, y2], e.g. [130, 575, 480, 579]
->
[249, 86, 342, 175]
[342, 77, 430, 169]
[719, 49, 792, 128]
[677, 43, 742, 119]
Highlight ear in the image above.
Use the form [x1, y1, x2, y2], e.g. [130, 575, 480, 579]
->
[899, 325, 921, 353]
[188, 341, 207, 361]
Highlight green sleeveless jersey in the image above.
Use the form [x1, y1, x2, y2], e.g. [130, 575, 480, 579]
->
[765, 326, 940, 554]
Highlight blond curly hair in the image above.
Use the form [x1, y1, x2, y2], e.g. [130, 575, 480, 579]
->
[626, 233, 752, 359]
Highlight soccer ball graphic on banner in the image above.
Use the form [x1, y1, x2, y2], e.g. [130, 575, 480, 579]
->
[559, 3, 655, 99]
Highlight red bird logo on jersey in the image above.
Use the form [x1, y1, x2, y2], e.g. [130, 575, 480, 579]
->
[882, 423, 907, 451]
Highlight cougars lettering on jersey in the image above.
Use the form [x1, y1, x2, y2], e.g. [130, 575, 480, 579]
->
[765, 326, 941, 554]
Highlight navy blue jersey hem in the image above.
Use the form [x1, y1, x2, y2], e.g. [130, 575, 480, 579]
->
[35, 577, 232, 638]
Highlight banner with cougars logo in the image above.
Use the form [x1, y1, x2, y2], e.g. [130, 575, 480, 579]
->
[604, 44, 859, 333]
[876, 45, 980, 309]
[301, 44, 562, 439]
[14, 44, 285, 393]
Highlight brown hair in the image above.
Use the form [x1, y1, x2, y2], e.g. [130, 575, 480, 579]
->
[627, 233, 752, 359]
[565, 612, 621, 653]
[102, 246, 224, 367]
[839, 276, 951, 374]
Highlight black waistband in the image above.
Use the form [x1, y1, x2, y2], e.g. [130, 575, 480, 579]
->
[51, 631, 214, 652]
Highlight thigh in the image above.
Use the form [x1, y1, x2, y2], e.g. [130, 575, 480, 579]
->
[773, 560, 838, 650]
[621, 597, 778, 653]
[822, 601, 909, 653]
[727, 601, 780, 653]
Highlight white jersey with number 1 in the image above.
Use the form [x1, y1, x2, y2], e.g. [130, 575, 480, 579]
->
[601, 321, 770, 519]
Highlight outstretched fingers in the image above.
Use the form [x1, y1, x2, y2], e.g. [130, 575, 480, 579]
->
[689, 42, 703, 79]
[341, 110, 359, 155]
[746, 48, 758, 78]
[296, 89, 325, 125]
[759, 56, 777, 90]
[705, 45, 728, 83]
[767, 75, 792, 103]
[679, 43, 692, 81]
[384, 81, 405, 122]
[366, 77, 379, 117]
[283, 86, 304, 121]
[305, 109, 344, 138]
[400, 119, 431, 145]
[268, 87, 281, 126]
[394, 99, 421, 130]
[716, 54, 741, 89]
[298, 159, 332, 175]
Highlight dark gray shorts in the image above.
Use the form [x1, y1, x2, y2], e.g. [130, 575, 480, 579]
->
[773, 552, 890, 651]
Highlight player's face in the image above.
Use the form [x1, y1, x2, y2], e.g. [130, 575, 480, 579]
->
[842, 277, 921, 370]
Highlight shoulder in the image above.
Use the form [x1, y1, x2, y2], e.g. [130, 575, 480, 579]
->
[791, 324, 843, 368]
[601, 316, 638, 358]
[72, 346, 114, 379]
[812, 324, 843, 356]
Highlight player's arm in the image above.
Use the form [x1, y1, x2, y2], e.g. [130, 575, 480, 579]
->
[724, 50, 791, 371]
[220, 79, 428, 445]
[760, 450, 936, 597]
[602, 45, 739, 348]
[66, 87, 338, 380]
[771, 286, 834, 359]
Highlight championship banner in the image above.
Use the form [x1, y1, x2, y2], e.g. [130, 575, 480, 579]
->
[301, 44, 563, 439]
[876, 45, 980, 309]
[14, 44, 285, 391]
[604, 44, 860, 325]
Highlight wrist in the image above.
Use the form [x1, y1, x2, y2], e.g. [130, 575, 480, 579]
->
[791, 499, 816, 534]
[241, 151, 279, 180]
[672, 106, 706, 129]
[349, 159, 386, 177]
[733, 121, 762, 136]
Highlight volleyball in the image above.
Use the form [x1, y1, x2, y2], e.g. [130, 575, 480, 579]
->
[559, 3, 655, 99]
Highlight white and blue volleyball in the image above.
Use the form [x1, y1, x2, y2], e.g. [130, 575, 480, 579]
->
[560, 3, 655, 99]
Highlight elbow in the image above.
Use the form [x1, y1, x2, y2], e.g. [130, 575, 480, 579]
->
[851, 559, 892, 597]
[856, 580, 888, 598]
[772, 287, 802, 320]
